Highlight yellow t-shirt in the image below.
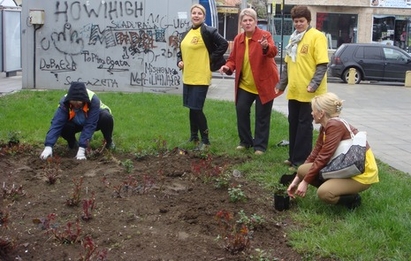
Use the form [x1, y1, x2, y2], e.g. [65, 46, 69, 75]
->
[239, 37, 257, 94]
[285, 28, 329, 102]
[180, 28, 212, 85]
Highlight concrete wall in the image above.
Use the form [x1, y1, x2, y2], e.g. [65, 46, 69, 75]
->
[21, 0, 195, 93]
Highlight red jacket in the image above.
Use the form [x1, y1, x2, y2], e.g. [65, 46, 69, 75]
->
[225, 27, 279, 104]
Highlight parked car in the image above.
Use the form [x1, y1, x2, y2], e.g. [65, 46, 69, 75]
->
[329, 43, 411, 84]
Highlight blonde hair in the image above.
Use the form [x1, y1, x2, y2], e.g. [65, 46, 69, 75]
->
[312, 92, 344, 118]
[190, 4, 206, 16]
[239, 8, 257, 22]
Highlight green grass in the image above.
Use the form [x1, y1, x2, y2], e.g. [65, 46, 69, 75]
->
[1, 90, 410, 261]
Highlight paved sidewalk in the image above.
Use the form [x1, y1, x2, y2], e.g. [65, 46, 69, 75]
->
[2, 72, 411, 174]
[210, 76, 411, 175]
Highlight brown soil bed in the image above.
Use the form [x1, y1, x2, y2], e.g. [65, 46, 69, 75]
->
[0, 143, 324, 261]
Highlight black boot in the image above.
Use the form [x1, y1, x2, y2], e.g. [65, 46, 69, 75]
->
[200, 129, 210, 145]
[188, 124, 200, 143]
[337, 194, 362, 210]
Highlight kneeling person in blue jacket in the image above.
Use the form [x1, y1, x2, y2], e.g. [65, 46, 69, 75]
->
[40, 82, 114, 160]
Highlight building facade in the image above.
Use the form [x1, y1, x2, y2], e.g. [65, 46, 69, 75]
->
[270, 0, 410, 51]
[216, 0, 410, 52]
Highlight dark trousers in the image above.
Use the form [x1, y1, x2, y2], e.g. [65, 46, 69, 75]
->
[287, 100, 313, 165]
[236, 88, 273, 152]
[61, 109, 114, 147]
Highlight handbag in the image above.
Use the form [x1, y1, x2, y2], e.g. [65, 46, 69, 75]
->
[320, 119, 367, 180]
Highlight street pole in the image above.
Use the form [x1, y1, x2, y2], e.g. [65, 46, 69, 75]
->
[280, 0, 285, 76]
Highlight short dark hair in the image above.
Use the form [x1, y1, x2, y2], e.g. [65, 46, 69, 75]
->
[290, 5, 311, 23]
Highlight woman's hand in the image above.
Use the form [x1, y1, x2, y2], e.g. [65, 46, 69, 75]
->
[307, 85, 315, 93]
[258, 35, 268, 49]
[295, 180, 309, 197]
[219, 65, 229, 75]
[287, 176, 301, 198]
[178, 61, 184, 69]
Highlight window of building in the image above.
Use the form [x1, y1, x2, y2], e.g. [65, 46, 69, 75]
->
[372, 15, 409, 51]
[316, 13, 358, 49]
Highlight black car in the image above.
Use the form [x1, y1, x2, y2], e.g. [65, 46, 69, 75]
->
[329, 43, 411, 84]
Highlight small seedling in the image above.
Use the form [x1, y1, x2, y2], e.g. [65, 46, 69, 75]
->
[140, 174, 155, 194]
[0, 209, 10, 229]
[228, 185, 247, 202]
[215, 209, 251, 254]
[0, 237, 15, 257]
[154, 136, 168, 156]
[81, 192, 96, 221]
[191, 155, 225, 183]
[237, 210, 265, 230]
[2, 182, 26, 201]
[272, 183, 288, 196]
[121, 159, 134, 173]
[49, 219, 82, 244]
[43, 157, 61, 184]
[32, 213, 57, 230]
[7, 131, 20, 147]
[79, 235, 108, 261]
[214, 172, 231, 189]
[66, 177, 83, 207]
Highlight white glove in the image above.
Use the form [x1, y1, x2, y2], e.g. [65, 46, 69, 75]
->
[40, 146, 53, 160]
[75, 147, 87, 160]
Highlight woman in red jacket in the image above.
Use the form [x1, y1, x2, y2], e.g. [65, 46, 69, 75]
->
[219, 8, 280, 155]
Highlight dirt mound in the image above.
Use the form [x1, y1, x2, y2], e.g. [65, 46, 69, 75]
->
[0, 144, 307, 261]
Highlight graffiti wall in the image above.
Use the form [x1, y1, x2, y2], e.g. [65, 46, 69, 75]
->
[21, 0, 195, 93]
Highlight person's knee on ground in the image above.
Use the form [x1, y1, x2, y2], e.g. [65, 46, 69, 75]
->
[97, 109, 114, 148]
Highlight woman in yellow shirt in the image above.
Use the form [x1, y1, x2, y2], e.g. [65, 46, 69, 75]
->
[177, 4, 228, 150]
[275, 5, 329, 169]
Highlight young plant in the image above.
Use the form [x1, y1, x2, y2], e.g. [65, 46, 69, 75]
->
[141, 174, 155, 194]
[215, 209, 251, 254]
[154, 136, 168, 156]
[81, 192, 96, 221]
[191, 154, 225, 183]
[79, 235, 108, 261]
[237, 210, 265, 231]
[214, 171, 231, 189]
[0, 209, 9, 229]
[272, 183, 288, 196]
[7, 131, 20, 147]
[2, 182, 26, 202]
[121, 159, 134, 173]
[0, 237, 15, 257]
[32, 213, 57, 230]
[228, 185, 247, 202]
[43, 157, 61, 184]
[49, 219, 82, 244]
[66, 177, 84, 207]
[0, 210, 15, 255]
